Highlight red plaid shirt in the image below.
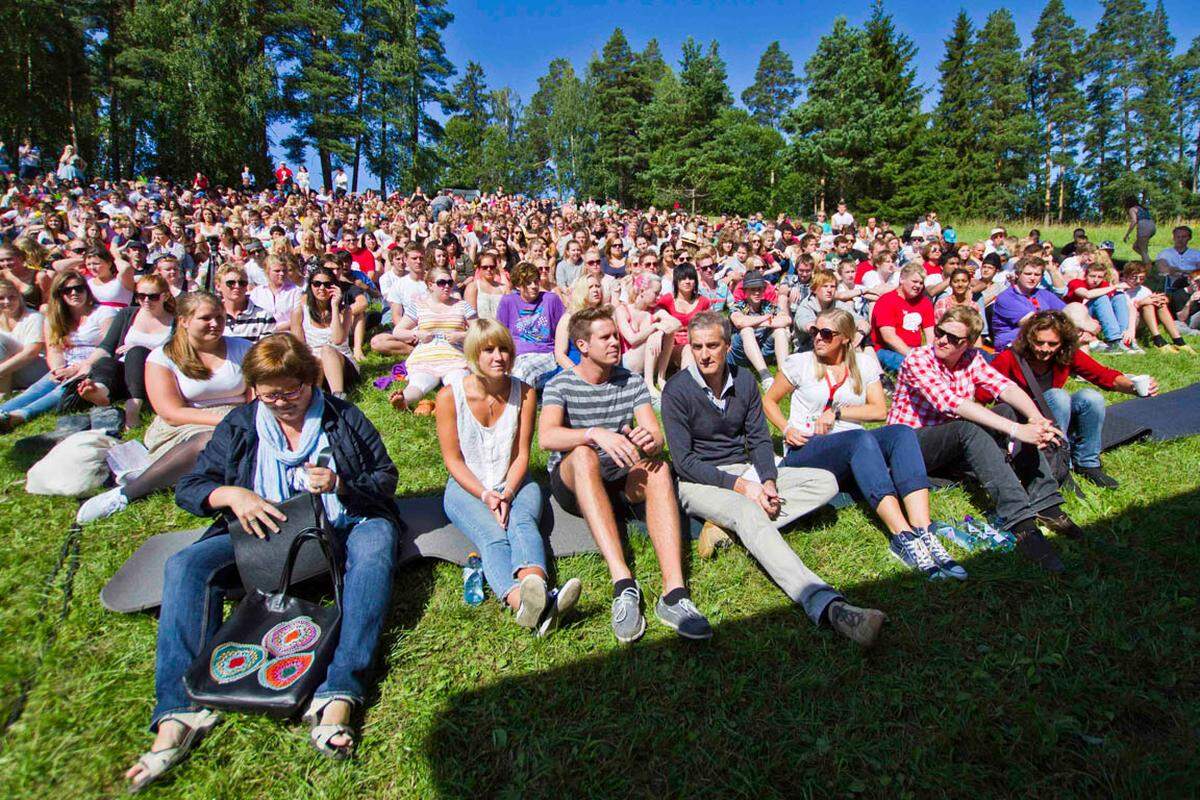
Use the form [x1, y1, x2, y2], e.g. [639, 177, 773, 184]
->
[887, 345, 1013, 429]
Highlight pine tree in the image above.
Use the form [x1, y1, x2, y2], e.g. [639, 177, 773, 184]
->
[863, 0, 924, 211]
[584, 28, 653, 204]
[1027, 0, 1085, 223]
[741, 41, 799, 129]
[1138, 0, 1182, 214]
[406, 0, 456, 189]
[525, 58, 589, 198]
[639, 39, 669, 84]
[438, 61, 490, 187]
[1177, 36, 1200, 196]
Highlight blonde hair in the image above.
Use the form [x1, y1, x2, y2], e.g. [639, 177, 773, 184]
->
[463, 318, 515, 377]
[810, 269, 837, 291]
[569, 273, 603, 312]
[940, 304, 984, 341]
[812, 308, 863, 395]
[163, 292, 224, 380]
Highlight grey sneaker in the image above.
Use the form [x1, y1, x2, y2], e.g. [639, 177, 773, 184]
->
[611, 583, 646, 643]
[513, 574, 547, 629]
[654, 595, 713, 640]
[536, 577, 582, 638]
[827, 601, 887, 648]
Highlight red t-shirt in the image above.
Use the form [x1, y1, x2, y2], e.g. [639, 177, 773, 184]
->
[656, 293, 712, 346]
[923, 260, 943, 277]
[1066, 278, 1112, 302]
[275, 166, 292, 184]
[854, 260, 874, 285]
[870, 289, 936, 351]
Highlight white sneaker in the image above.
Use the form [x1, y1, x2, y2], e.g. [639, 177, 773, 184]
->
[76, 487, 129, 525]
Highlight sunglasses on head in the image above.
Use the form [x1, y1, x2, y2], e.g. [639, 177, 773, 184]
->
[59, 284, 87, 296]
[136, 291, 163, 302]
[807, 326, 839, 342]
[934, 326, 967, 346]
[434, 278, 455, 288]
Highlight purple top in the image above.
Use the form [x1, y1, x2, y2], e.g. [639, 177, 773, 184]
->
[496, 290, 565, 356]
[991, 286, 1065, 351]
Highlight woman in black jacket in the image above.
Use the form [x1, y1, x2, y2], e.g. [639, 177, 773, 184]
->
[124, 333, 401, 793]
[77, 273, 175, 428]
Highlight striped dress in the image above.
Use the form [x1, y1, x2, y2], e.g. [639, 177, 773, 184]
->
[404, 298, 477, 377]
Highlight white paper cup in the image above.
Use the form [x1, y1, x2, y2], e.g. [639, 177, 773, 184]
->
[1129, 374, 1152, 397]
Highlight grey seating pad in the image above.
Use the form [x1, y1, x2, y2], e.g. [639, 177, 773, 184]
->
[1101, 382, 1200, 450]
[101, 493, 660, 614]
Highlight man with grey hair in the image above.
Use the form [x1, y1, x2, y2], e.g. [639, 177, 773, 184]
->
[660, 310, 887, 647]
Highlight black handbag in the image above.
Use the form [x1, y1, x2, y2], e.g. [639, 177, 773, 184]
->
[229, 492, 342, 593]
[183, 523, 343, 719]
[1013, 354, 1073, 487]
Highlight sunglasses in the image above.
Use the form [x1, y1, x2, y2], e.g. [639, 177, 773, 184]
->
[59, 284, 87, 296]
[808, 326, 839, 342]
[434, 278, 455, 288]
[310, 280, 334, 288]
[934, 326, 967, 346]
[585, 259, 601, 265]
[224, 279, 248, 288]
[70, 248, 86, 254]
[135, 291, 163, 302]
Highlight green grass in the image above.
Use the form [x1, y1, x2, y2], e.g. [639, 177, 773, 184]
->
[1, 344, 1199, 798]
[950, 219, 1196, 264]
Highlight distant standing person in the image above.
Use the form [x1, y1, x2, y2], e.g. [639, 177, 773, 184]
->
[1123, 197, 1154, 267]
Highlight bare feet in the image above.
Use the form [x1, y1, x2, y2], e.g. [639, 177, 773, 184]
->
[76, 378, 111, 407]
[388, 390, 408, 412]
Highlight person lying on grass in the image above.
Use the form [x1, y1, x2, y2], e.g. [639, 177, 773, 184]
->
[126, 333, 400, 792]
[436, 319, 581, 635]
[662, 310, 887, 647]
[537, 305, 713, 643]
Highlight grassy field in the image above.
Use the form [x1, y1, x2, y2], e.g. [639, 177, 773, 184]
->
[951, 219, 1195, 264]
[1, 329, 1199, 797]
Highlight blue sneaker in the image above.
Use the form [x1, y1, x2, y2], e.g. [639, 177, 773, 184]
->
[888, 532, 942, 581]
[916, 529, 968, 581]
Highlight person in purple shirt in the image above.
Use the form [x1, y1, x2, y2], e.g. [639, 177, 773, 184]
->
[498, 261, 565, 387]
[991, 257, 1096, 351]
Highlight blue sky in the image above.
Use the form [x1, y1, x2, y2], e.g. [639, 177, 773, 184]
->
[278, 0, 1200, 186]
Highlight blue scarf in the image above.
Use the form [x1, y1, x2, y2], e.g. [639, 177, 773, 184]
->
[253, 391, 348, 527]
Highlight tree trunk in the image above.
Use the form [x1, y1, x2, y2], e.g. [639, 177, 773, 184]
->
[1193, 123, 1200, 194]
[351, 66, 365, 193]
[378, 108, 388, 196]
[1058, 170, 1065, 224]
[319, 148, 333, 190]
[1043, 120, 1052, 228]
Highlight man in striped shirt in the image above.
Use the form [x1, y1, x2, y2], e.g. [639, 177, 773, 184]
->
[539, 306, 713, 643]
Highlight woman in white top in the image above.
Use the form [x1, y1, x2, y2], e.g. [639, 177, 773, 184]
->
[291, 267, 356, 398]
[462, 249, 507, 320]
[0, 277, 47, 393]
[615, 273, 676, 392]
[761, 309, 956, 578]
[0, 269, 115, 430]
[77, 274, 176, 428]
[86, 245, 137, 308]
[76, 292, 253, 524]
[435, 320, 580, 634]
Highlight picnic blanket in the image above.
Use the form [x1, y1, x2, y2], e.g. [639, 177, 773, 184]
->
[1101, 382, 1200, 451]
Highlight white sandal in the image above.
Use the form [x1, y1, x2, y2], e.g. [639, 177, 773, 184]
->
[303, 696, 357, 761]
[127, 709, 221, 794]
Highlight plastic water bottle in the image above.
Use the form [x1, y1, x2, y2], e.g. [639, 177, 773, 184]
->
[462, 552, 485, 606]
[985, 514, 1018, 551]
[931, 519, 979, 552]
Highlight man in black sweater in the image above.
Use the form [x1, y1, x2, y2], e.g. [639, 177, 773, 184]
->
[661, 311, 886, 647]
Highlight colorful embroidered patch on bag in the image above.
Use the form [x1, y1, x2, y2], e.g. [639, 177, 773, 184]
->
[209, 642, 266, 684]
[262, 616, 322, 657]
[258, 652, 314, 690]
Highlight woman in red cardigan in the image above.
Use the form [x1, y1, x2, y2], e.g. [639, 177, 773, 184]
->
[982, 311, 1156, 489]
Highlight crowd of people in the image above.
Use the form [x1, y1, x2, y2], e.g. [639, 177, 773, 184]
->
[1, 164, 1195, 791]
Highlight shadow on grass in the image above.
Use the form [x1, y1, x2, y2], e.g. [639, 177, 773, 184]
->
[422, 488, 1200, 798]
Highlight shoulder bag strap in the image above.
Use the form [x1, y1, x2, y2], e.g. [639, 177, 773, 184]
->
[1013, 353, 1055, 421]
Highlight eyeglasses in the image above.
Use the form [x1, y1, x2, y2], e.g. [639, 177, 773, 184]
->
[434, 278, 455, 288]
[59, 284, 87, 296]
[934, 326, 967, 346]
[310, 280, 335, 288]
[135, 291, 163, 302]
[257, 386, 306, 403]
[807, 327, 839, 342]
[224, 279, 248, 288]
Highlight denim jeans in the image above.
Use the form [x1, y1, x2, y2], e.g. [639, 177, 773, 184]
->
[443, 477, 546, 601]
[1089, 294, 1130, 342]
[0, 372, 66, 421]
[1043, 387, 1105, 468]
[876, 348, 906, 372]
[151, 516, 398, 729]
[781, 426, 931, 509]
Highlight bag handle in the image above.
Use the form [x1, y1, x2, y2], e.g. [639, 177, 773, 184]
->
[273, 495, 343, 611]
[1013, 353, 1055, 421]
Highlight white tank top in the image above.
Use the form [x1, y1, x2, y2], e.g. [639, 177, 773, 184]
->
[451, 375, 522, 492]
[88, 275, 133, 307]
[302, 305, 354, 363]
[123, 321, 171, 351]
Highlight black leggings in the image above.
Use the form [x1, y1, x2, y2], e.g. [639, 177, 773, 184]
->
[88, 346, 151, 402]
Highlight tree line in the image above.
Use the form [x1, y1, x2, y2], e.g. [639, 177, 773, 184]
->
[4, 0, 1199, 222]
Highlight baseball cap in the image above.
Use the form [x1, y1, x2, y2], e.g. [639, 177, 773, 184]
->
[989, 227, 1006, 238]
[943, 227, 957, 244]
[742, 270, 765, 289]
[1100, 240, 1115, 251]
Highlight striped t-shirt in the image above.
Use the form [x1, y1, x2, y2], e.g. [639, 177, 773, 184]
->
[543, 366, 651, 480]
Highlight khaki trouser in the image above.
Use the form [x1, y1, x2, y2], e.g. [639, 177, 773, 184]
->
[678, 465, 840, 624]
